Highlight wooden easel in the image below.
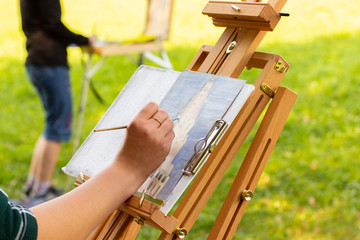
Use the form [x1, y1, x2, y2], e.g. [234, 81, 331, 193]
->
[75, 0, 297, 239]
[91, 0, 174, 69]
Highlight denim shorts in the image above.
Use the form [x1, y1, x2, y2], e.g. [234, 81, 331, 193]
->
[26, 64, 72, 142]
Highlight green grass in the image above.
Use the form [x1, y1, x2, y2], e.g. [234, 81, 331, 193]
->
[1, 0, 360, 239]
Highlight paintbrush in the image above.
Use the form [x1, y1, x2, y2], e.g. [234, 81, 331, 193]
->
[94, 118, 179, 132]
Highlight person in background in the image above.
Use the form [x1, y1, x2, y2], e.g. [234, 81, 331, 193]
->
[1, 102, 175, 240]
[19, 0, 97, 203]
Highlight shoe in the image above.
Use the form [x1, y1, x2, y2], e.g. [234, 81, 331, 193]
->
[41, 186, 62, 200]
[23, 185, 33, 199]
[18, 186, 63, 208]
[32, 185, 63, 201]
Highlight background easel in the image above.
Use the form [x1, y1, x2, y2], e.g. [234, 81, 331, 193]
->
[91, 0, 174, 69]
[73, 0, 174, 153]
[75, 0, 297, 239]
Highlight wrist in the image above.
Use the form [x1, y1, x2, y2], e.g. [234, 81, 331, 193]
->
[114, 149, 153, 183]
[110, 160, 148, 193]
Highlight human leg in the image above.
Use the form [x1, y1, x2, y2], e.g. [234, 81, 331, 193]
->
[25, 65, 72, 199]
[31, 136, 61, 182]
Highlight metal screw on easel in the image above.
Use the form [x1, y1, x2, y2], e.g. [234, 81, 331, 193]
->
[139, 189, 147, 208]
[134, 216, 145, 225]
[226, 41, 237, 54]
[231, 4, 240, 11]
[240, 190, 253, 201]
[174, 228, 188, 239]
[274, 60, 287, 73]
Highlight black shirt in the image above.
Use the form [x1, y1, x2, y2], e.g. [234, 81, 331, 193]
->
[20, 0, 89, 66]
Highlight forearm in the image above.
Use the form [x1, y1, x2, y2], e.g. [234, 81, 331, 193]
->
[44, 22, 89, 46]
[38, 0, 89, 46]
[30, 102, 174, 239]
[31, 161, 145, 240]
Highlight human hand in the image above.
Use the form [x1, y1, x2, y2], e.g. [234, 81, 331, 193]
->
[115, 102, 175, 181]
[88, 35, 98, 48]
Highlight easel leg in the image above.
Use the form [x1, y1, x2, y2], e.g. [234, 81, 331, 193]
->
[73, 54, 105, 154]
[143, 49, 173, 70]
[107, 213, 140, 240]
[86, 210, 141, 240]
[208, 87, 297, 240]
[138, 53, 144, 66]
[114, 218, 141, 240]
[73, 54, 92, 154]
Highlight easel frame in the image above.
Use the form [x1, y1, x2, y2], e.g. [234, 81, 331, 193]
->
[75, 0, 297, 239]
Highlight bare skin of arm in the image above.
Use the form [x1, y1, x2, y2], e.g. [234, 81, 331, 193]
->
[31, 102, 175, 240]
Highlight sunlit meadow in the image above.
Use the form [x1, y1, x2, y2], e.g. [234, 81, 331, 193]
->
[1, 0, 359, 239]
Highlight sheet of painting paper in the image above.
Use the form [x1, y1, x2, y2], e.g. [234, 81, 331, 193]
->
[63, 65, 254, 215]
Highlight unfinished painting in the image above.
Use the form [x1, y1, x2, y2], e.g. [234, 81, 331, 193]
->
[63, 65, 253, 214]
